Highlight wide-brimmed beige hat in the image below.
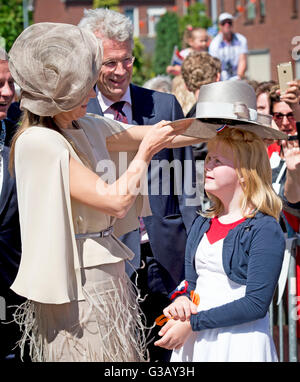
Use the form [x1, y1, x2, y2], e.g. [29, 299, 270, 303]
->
[9, 22, 102, 117]
[171, 80, 287, 140]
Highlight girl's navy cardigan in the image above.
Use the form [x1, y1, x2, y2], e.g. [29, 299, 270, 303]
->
[178, 212, 285, 332]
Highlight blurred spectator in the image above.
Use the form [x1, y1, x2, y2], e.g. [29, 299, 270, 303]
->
[245, 79, 258, 92]
[209, 12, 248, 81]
[182, 52, 221, 117]
[143, 75, 172, 93]
[256, 80, 277, 115]
[181, 26, 209, 55]
[269, 82, 300, 342]
[167, 26, 209, 76]
[171, 75, 195, 116]
[0, 48, 23, 361]
[268, 83, 300, 216]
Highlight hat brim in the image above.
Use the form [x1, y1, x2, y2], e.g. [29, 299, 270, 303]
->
[170, 118, 288, 141]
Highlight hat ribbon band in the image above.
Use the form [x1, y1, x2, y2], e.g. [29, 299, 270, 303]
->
[197, 102, 258, 122]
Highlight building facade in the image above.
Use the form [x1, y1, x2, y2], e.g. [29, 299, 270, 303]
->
[34, 0, 197, 37]
[33, 0, 300, 82]
[202, 0, 300, 82]
[33, 0, 198, 53]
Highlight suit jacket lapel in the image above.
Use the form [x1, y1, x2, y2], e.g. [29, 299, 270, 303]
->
[0, 147, 14, 217]
[86, 96, 104, 116]
[130, 84, 155, 125]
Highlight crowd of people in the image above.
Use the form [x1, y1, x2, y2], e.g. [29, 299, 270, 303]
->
[0, 8, 299, 363]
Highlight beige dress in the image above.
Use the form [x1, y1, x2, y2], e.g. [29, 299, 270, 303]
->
[11, 115, 151, 362]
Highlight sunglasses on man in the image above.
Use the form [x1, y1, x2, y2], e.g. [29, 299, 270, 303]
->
[220, 19, 233, 26]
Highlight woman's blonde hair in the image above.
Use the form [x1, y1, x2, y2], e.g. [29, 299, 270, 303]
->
[204, 127, 282, 220]
[9, 110, 91, 174]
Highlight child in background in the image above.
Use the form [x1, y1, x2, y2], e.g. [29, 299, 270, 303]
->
[167, 26, 209, 76]
[154, 127, 285, 362]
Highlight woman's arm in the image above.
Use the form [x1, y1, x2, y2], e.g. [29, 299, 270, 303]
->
[237, 53, 247, 79]
[281, 138, 300, 204]
[106, 121, 206, 152]
[70, 121, 190, 217]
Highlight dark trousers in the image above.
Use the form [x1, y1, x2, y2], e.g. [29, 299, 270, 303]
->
[0, 288, 25, 361]
[135, 242, 172, 362]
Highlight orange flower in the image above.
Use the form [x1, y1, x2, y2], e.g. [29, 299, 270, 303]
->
[190, 290, 200, 306]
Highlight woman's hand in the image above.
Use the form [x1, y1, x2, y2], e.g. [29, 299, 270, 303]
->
[277, 80, 300, 106]
[139, 120, 189, 158]
[277, 80, 300, 121]
[163, 296, 198, 322]
[154, 319, 192, 350]
[281, 138, 300, 203]
[281, 138, 300, 171]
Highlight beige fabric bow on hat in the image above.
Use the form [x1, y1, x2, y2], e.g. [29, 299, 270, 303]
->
[8, 22, 102, 116]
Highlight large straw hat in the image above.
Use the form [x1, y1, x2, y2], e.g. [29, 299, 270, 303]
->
[9, 22, 102, 116]
[170, 80, 287, 140]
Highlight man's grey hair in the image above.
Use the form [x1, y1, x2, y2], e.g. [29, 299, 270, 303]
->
[0, 47, 8, 61]
[78, 8, 134, 48]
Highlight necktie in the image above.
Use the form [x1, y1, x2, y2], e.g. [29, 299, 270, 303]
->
[0, 120, 6, 188]
[110, 102, 148, 243]
[110, 101, 128, 124]
[0, 120, 6, 148]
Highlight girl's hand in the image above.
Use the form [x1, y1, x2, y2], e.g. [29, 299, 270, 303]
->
[154, 319, 192, 350]
[163, 295, 198, 322]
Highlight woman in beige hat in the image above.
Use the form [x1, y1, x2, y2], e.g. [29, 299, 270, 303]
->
[7, 22, 203, 362]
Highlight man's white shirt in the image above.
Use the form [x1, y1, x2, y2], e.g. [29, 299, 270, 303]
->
[209, 32, 248, 80]
[95, 85, 133, 124]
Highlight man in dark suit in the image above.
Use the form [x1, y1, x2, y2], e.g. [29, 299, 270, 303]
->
[79, 8, 199, 360]
[0, 48, 22, 360]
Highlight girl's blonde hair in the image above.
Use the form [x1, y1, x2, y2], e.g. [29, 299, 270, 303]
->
[204, 127, 282, 220]
[9, 110, 91, 174]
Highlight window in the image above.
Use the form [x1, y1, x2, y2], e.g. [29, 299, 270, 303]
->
[210, 0, 218, 25]
[124, 8, 139, 37]
[234, 1, 243, 17]
[147, 7, 166, 37]
[220, 0, 225, 13]
[246, 0, 256, 21]
[259, 0, 266, 22]
[124, 8, 134, 24]
[246, 50, 271, 82]
[292, 0, 299, 18]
